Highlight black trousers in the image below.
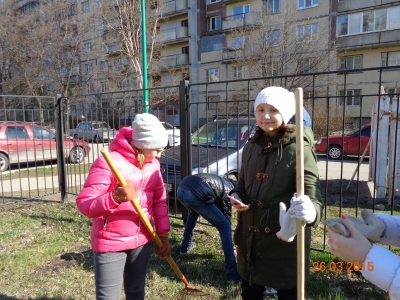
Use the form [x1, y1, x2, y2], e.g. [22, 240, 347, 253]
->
[241, 279, 297, 300]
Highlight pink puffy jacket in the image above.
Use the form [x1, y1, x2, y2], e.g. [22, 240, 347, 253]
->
[76, 127, 170, 252]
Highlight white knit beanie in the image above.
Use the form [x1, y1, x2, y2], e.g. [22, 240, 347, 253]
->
[131, 113, 168, 149]
[253, 86, 296, 125]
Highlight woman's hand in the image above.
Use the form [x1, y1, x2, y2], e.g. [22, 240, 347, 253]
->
[229, 193, 250, 211]
[155, 233, 171, 258]
[112, 180, 138, 203]
[327, 215, 372, 263]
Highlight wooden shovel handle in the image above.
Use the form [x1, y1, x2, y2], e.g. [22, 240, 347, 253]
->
[100, 149, 189, 286]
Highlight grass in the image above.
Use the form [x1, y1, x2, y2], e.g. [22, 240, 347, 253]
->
[0, 200, 396, 300]
[0, 163, 92, 180]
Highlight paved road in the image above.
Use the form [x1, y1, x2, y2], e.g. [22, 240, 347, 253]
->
[317, 155, 370, 181]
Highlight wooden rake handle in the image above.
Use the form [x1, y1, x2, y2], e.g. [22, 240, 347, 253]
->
[100, 149, 190, 287]
[295, 88, 306, 300]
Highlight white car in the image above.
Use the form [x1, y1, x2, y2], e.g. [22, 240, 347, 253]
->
[161, 122, 180, 147]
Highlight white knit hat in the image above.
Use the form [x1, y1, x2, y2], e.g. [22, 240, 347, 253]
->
[131, 113, 168, 149]
[253, 86, 296, 125]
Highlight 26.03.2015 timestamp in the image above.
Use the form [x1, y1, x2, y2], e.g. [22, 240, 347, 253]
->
[312, 261, 374, 273]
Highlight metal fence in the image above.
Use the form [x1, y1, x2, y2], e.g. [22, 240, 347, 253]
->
[1, 67, 399, 251]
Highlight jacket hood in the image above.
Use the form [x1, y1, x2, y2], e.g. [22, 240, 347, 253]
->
[109, 127, 140, 167]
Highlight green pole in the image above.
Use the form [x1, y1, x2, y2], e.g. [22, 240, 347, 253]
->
[141, 0, 149, 113]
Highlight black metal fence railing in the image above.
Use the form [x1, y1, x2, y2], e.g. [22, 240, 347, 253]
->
[1, 67, 399, 254]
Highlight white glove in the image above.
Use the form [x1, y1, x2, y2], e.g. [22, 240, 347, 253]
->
[324, 209, 385, 242]
[290, 194, 317, 224]
[276, 202, 297, 242]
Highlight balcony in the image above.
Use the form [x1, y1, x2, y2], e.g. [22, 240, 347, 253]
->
[162, 0, 189, 17]
[152, 53, 189, 70]
[106, 44, 122, 56]
[222, 46, 257, 63]
[154, 26, 189, 44]
[337, 30, 400, 50]
[221, 0, 243, 4]
[222, 12, 260, 32]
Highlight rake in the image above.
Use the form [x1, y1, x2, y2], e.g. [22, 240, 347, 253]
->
[100, 149, 209, 299]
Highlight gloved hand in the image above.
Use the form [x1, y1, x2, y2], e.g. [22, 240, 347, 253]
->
[324, 209, 385, 242]
[155, 233, 171, 258]
[290, 194, 317, 224]
[112, 180, 138, 204]
[276, 202, 297, 242]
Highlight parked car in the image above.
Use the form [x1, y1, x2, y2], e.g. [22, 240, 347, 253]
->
[315, 123, 371, 160]
[70, 121, 116, 143]
[162, 122, 180, 147]
[159, 118, 257, 197]
[0, 122, 91, 172]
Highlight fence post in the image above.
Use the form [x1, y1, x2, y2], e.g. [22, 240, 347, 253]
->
[55, 94, 68, 203]
[179, 80, 190, 223]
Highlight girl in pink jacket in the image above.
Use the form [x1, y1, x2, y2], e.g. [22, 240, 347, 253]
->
[76, 113, 170, 300]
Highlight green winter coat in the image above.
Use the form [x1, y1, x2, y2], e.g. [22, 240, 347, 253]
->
[231, 126, 323, 289]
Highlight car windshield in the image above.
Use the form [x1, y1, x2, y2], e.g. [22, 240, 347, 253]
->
[191, 122, 251, 149]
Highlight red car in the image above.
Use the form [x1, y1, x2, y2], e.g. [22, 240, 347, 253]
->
[0, 122, 91, 172]
[315, 123, 371, 160]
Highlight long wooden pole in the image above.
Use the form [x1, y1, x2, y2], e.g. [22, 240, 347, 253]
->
[295, 88, 305, 300]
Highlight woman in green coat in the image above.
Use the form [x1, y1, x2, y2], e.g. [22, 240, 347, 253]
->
[229, 86, 323, 300]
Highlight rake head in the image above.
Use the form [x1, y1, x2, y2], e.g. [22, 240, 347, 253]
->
[173, 285, 210, 300]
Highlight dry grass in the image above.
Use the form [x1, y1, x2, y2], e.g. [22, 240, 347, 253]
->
[0, 199, 397, 299]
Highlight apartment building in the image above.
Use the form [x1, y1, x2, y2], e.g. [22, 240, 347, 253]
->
[333, 0, 400, 118]
[2, 0, 400, 122]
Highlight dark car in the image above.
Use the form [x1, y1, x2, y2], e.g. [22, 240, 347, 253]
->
[315, 123, 371, 160]
[159, 118, 257, 196]
[0, 122, 91, 172]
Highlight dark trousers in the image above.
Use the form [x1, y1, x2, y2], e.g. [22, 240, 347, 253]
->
[241, 280, 297, 300]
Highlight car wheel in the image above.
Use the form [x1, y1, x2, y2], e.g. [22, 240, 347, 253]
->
[93, 135, 101, 143]
[328, 145, 343, 160]
[69, 147, 85, 164]
[0, 153, 9, 172]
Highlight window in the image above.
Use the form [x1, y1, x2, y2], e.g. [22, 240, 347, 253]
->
[206, 0, 220, 4]
[87, 83, 94, 93]
[266, 61, 281, 76]
[208, 16, 221, 31]
[100, 61, 108, 70]
[266, 0, 280, 14]
[82, 1, 90, 13]
[69, 4, 76, 16]
[31, 127, 55, 140]
[21, 2, 38, 14]
[182, 46, 189, 54]
[85, 43, 92, 54]
[207, 95, 220, 109]
[233, 5, 250, 19]
[208, 69, 219, 82]
[86, 63, 93, 74]
[233, 35, 250, 50]
[297, 24, 318, 42]
[298, 0, 318, 9]
[201, 35, 222, 53]
[381, 51, 400, 67]
[117, 81, 126, 90]
[72, 65, 80, 75]
[339, 55, 362, 70]
[339, 90, 361, 106]
[5, 126, 29, 140]
[61, 67, 67, 77]
[265, 29, 280, 46]
[297, 58, 317, 73]
[100, 82, 107, 92]
[233, 66, 246, 79]
[387, 88, 400, 100]
[337, 6, 400, 36]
